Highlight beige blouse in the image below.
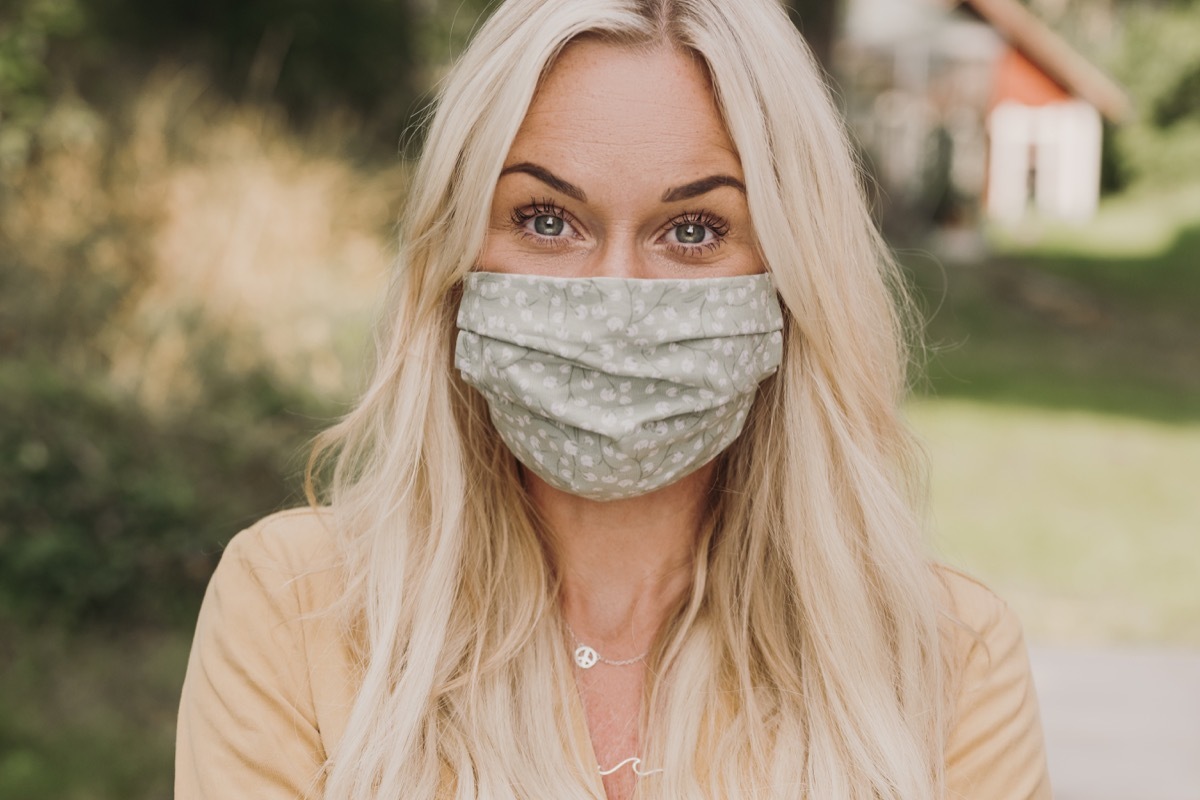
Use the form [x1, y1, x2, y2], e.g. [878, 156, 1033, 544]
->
[175, 508, 1053, 799]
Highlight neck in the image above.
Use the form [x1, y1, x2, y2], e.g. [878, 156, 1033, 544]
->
[531, 465, 714, 655]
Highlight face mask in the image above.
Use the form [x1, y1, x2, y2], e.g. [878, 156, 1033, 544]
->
[454, 271, 784, 501]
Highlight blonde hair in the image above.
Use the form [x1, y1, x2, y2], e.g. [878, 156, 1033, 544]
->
[309, 0, 948, 797]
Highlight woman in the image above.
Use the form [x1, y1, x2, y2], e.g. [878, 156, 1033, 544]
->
[176, 0, 1051, 798]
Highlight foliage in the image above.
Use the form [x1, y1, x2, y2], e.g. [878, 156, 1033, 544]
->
[83, 0, 425, 136]
[0, 624, 188, 799]
[1, 0, 446, 166]
[0, 0, 83, 101]
[1105, 3, 1200, 187]
[0, 351, 321, 627]
[906, 197, 1200, 424]
[0, 307, 323, 626]
[0, 84, 355, 627]
[0, 0, 85, 168]
[1153, 60, 1200, 127]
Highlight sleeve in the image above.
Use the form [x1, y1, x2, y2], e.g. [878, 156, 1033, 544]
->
[175, 525, 326, 799]
[944, 591, 1053, 800]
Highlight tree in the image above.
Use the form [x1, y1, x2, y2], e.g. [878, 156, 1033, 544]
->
[786, 0, 841, 77]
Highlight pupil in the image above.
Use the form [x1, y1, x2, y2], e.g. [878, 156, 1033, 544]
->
[534, 215, 563, 236]
[677, 223, 706, 244]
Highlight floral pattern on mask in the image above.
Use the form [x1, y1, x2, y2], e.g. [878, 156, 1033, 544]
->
[455, 271, 785, 501]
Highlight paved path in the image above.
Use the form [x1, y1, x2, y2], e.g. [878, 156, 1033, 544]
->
[1029, 645, 1200, 800]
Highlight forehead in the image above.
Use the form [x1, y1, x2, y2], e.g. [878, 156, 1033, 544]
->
[506, 39, 743, 196]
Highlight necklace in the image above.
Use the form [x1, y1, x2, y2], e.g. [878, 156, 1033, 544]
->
[564, 622, 648, 669]
[565, 626, 661, 781]
[597, 756, 664, 778]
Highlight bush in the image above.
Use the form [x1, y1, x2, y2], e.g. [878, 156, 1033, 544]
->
[0, 86, 352, 627]
[0, 349, 324, 627]
[1107, 3, 1200, 188]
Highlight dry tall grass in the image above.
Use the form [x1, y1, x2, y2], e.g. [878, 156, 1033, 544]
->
[5, 66, 404, 412]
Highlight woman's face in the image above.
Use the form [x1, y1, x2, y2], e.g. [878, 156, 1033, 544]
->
[480, 40, 763, 280]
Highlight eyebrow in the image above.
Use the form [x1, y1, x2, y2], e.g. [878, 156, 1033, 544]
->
[497, 161, 747, 204]
[499, 162, 587, 202]
[661, 174, 747, 202]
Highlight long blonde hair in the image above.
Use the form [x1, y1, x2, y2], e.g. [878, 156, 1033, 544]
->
[309, 0, 947, 797]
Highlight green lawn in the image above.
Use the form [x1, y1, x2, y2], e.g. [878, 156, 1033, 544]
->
[911, 399, 1200, 646]
[904, 185, 1200, 645]
[0, 625, 190, 799]
[904, 244, 1199, 423]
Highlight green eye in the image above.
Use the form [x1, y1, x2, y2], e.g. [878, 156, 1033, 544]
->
[534, 215, 564, 236]
[675, 223, 707, 244]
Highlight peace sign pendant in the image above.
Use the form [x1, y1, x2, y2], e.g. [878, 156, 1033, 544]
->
[574, 645, 599, 669]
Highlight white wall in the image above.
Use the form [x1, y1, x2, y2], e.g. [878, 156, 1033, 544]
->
[987, 100, 1103, 223]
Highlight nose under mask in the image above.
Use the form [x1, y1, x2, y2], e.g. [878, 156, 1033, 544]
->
[454, 271, 784, 501]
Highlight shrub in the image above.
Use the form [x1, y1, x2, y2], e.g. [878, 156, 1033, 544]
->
[0, 349, 324, 627]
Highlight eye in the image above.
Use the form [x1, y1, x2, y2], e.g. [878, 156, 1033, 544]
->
[532, 214, 565, 237]
[662, 212, 729, 253]
[511, 199, 578, 243]
[673, 222, 711, 245]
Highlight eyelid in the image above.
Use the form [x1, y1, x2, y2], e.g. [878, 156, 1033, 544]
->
[508, 197, 586, 250]
[666, 210, 730, 237]
[510, 197, 584, 232]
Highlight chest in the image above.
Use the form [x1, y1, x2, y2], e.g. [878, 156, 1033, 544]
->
[574, 665, 649, 800]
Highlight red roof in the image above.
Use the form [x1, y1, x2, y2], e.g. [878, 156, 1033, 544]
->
[991, 45, 1073, 109]
[950, 0, 1131, 121]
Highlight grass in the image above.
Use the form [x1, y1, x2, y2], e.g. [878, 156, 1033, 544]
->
[989, 183, 1200, 264]
[901, 185, 1200, 646]
[902, 183, 1200, 426]
[0, 624, 191, 800]
[903, 247, 1199, 424]
[911, 399, 1200, 646]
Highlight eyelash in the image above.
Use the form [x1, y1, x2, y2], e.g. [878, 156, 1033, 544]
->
[509, 198, 576, 249]
[508, 197, 731, 255]
[663, 211, 729, 255]
[509, 197, 565, 227]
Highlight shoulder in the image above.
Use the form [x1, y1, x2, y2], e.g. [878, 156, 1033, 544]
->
[224, 506, 339, 565]
[932, 562, 1031, 704]
[933, 563, 1016, 645]
[221, 507, 341, 581]
[178, 507, 344, 797]
[211, 506, 344, 618]
[932, 564, 1053, 799]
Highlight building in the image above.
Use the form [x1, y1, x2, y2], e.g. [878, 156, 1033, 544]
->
[839, 0, 1130, 225]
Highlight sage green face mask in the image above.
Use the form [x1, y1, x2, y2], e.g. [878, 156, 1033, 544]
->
[454, 271, 784, 501]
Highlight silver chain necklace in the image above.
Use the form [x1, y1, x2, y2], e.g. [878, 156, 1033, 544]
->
[564, 622, 662, 779]
[564, 622, 649, 669]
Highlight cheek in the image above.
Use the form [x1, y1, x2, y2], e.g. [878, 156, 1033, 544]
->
[476, 230, 580, 277]
[478, 246, 532, 276]
[478, 202, 528, 274]
[719, 248, 767, 278]
[728, 222, 766, 276]
[477, 199, 551, 276]
[476, 229, 508, 273]
[736, 240, 767, 276]
[737, 255, 767, 277]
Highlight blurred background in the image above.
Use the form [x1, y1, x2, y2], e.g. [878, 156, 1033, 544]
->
[1, 0, 1196, 797]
